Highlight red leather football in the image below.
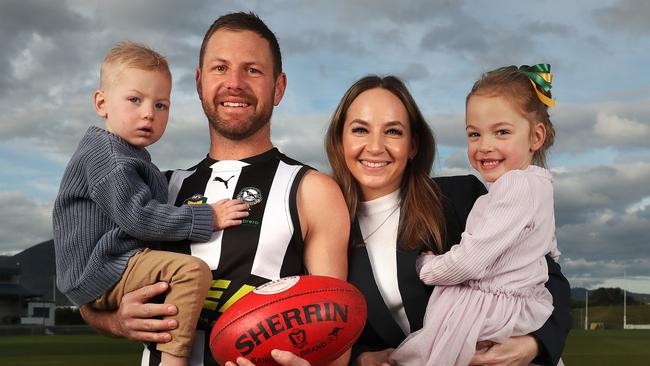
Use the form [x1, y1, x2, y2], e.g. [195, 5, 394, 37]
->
[209, 275, 367, 366]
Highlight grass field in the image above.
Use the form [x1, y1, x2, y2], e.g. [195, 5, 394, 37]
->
[0, 334, 142, 366]
[563, 329, 650, 365]
[1, 329, 649, 365]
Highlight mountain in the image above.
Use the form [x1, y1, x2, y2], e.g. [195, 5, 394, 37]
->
[571, 287, 650, 304]
[3, 240, 650, 308]
[0, 239, 71, 306]
[571, 287, 588, 301]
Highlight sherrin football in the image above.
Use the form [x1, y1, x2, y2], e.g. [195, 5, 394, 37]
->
[209, 275, 367, 366]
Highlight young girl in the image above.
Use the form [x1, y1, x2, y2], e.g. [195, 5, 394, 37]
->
[389, 64, 562, 366]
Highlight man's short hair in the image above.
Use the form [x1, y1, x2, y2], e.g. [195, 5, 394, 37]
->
[100, 41, 171, 89]
[199, 12, 282, 78]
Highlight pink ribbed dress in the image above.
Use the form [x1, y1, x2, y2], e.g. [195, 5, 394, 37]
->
[390, 166, 559, 366]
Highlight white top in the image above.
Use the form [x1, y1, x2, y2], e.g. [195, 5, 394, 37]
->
[358, 189, 411, 335]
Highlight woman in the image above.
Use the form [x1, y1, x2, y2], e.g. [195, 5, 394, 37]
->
[325, 75, 571, 365]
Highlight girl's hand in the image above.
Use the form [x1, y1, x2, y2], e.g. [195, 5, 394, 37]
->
[211, 199, 249, 230]
[356, 348, 394, 366]
[469, 335, 538, 366]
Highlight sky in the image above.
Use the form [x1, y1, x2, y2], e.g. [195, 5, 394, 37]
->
[1, 0, 649, 293]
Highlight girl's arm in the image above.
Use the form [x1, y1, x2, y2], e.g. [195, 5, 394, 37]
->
[419, 172, 534, 285]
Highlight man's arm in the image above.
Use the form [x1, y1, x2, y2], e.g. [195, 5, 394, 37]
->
[531, 257, 572, 364]
[80, 282, 178, 343]
[297, 170, 349, 280]
[297, 170, 351, 366]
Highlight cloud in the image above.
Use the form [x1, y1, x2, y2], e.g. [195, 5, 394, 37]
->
[337, 0, 464, 23]
[554, 162, 650, 222]
[0, 0, 649, 294]
[282, 30, 369, 55]
[271, 113, 332, 172]
[527, 21, 577, 37]
[0, 0, 93, 97]
[562, 257, 650, 291]
[558, 207, 650, 262]
[594, 112, 650, 143]
[419, 14, 537, 65]
[0, 192, 53, 254]
[0, 0, 89, 35]
[398, 63, 432, 83]
[543, 100, 650, 153]
[593, 0, 650, 34]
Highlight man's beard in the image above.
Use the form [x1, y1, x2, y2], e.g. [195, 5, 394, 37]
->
[201, 90, 274, 141]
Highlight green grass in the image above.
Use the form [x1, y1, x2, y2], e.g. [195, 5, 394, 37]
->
[2, 328, 650, 365]
[563, 329, 650, 366]
[0, 334, 142, 366]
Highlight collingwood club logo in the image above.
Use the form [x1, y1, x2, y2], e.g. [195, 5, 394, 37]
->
[237, 187, 263, 206]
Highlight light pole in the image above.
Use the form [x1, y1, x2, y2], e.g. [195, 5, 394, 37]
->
[623, 271, 627, 330]
[584, 288, 589, 331]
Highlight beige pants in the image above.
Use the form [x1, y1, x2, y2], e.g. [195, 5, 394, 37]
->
[92, 248, 211, 358]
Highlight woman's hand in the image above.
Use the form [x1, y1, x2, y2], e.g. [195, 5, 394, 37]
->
[81, 282, 178, 343]
[469, 335, 538, 366]
[225, 350, 311, 366]
[356, 348, 394, 366]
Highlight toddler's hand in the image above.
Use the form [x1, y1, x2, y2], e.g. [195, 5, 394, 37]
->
[419, 250, 434, 258]
[210, 199, 249, 230]
[415, 250, 435, 277]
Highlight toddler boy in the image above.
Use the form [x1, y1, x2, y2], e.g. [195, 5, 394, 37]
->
[53, 42, 249, 366]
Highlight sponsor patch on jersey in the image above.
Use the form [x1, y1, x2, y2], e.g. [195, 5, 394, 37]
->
[236, 187, 263, 206]
[184, 193, 207, 205]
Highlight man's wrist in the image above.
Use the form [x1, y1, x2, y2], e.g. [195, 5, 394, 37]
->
[81, 305, 121, 337]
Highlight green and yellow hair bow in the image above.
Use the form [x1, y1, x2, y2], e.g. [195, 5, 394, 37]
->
[518, 64, 556, 107]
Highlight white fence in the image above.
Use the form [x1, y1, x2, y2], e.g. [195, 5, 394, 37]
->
[624, 324, 650, 330]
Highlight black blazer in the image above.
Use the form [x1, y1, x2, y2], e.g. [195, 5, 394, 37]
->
[348, 175, 571, 365]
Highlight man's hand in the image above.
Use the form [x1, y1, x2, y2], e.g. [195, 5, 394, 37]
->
[469, 335, 538, 366]
[225, 349, 311, 366]
[356, 348, 394, 366]
[81, 282, 178, 343]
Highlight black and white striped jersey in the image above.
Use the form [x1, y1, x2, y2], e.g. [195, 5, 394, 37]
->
[143, 148, 310, 366]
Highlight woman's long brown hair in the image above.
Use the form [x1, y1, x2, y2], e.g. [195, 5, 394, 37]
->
[325, 75, 446, 252]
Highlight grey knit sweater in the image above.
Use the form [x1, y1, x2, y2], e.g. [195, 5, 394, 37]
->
[53, 126, 214, 306]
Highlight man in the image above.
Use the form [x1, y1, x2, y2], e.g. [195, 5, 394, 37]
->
[81, 12, 350, 366]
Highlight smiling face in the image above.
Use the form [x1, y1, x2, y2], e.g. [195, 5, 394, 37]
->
[342, 88, 415, 201]
[196, 29, 286, 141]
[94, 68, 171, 148]
[465, 94, 545, 182]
